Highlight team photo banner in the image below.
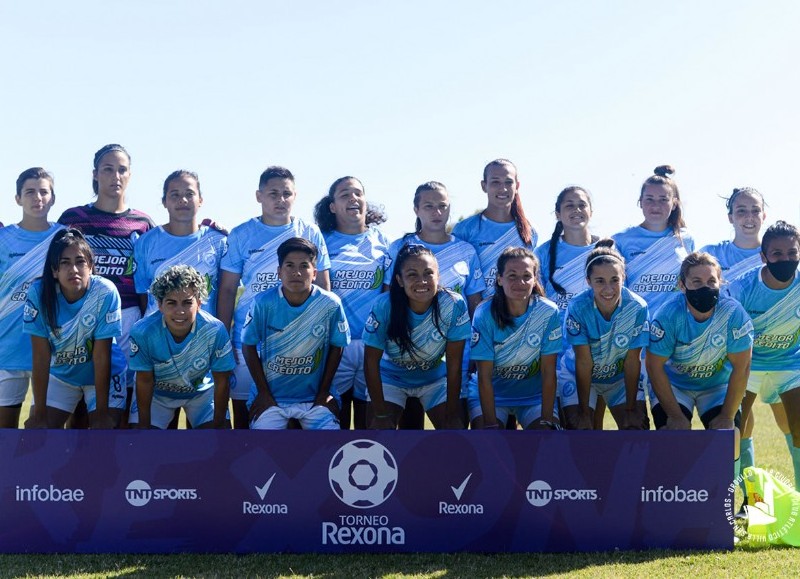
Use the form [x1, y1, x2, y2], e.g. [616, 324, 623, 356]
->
[0, 430, 732, 553]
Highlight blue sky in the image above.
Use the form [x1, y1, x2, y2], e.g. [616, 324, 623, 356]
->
[2, 1, 798, 246]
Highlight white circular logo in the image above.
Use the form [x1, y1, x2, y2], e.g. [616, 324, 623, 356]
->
[81, 313, 96, 328]
[711, 333, 725, 348]
[527, 333, 541, 348]
[329, 439, 398, 509]
[125, 480, 152, 507]
[526, 480, 553, 507]
[614, 334, 630, 348]
[192, 358, 207, 371]
[312, 324, 326, 338]
[454, 261, 469, 276]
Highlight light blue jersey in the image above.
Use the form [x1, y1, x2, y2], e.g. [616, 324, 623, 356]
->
[648, 294, 753, 391]
[700, 240, 762, 282]
[0, 223, 64, 370]
[221, 216, 330, 347]
[133, 225, 227, 316]
[23, 275, 123, 386]
[727, 268, 800, 371]
[128, 309, 235, 399]
[452, 214, 537, 298]
[535, 238, 594, 313]
[613, 226, 694, 315]
[385, 234, 486, 300]
[325, 226, 389, 340]
[363, 290, 471, 387]
[241, 285, 350, 405]
[564, 287, 650, 384]
[469, 297, 562, 405]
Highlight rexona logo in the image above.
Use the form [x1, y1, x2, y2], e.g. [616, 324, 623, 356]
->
[125, 480, 198, 507]
[243, 473, 288, 515]
[323, 439, 404, 545]
[640, 485, 709, 503]
[15, 484, 84, 502]
[439, 473, 484, 515]
[526, 480, 599, 507]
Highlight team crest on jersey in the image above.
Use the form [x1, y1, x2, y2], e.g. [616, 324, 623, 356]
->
[130, 338, 139, 356]
[364, 312, 379, 333]
[203, 250, 217, 267]
[193, 358, 207, 371]
[81, 313, 97, 328]
[526, 333, 541, 348]
[312, 324, 326, 338]
[430, 328, 445, 342]
[711, 333, 725, 348]
[794, 306, 800, 319]
[614, 334, 630, 349]
[23, 301, 39, 322]
[471, 330, 480, 346]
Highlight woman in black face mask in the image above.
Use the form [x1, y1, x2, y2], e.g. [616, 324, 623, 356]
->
[727, 221, 800, 491]
[646, 252, 754, 481]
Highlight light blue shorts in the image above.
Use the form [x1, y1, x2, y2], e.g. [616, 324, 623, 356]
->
[129, 387, 223, 429]
[747, 370, 800, 404]
[331, 339, 367, 400]
[369, 377, 447, 411]
[250, 402, 339, 430]
[468, 398, 543, 428]
[0, 370, 31, 406]
[42, 372, 127, 414]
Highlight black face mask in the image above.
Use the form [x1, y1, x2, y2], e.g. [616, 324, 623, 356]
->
[766, 260, 800, 283]
[685, 286, 719, 313]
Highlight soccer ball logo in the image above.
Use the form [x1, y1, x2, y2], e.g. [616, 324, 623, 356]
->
[328, 439, 398, 509]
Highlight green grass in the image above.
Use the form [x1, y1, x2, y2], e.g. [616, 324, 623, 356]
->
[5, 399, 798, 578]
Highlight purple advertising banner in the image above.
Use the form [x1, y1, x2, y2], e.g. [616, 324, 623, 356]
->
[0, 430, 732, 553]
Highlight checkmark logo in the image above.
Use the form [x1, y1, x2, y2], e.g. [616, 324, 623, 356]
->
[255, 473, 276, 500]
[451, 473, 472, 500]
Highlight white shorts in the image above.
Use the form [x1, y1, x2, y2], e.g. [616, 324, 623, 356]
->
[747, 370, 800, 404]
[41, 373, 127, 414]
[368, 377, 447, 411]
[250, 402, 339, 430]
[230, 348, 254, 401]
[331, 339, 367, 400]
[129, 387, 221, 429]
[468, 400, 543, 428]
[557, 354, 597, 409]
[120, 306, 142, 388]
[655, 383, 729, 418]
[0, 370, 31, 406]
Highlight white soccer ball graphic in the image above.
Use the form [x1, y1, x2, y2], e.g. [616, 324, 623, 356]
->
[328, 439, 398, 508]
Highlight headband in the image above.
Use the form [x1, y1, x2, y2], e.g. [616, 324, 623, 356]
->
[584, 254, 624, 278]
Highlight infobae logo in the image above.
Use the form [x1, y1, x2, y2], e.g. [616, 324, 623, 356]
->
[15, 484, 84, 502]
[640, 485, 709, 503]
[125, 480, 198, 507]
[526, 480, 598, 507]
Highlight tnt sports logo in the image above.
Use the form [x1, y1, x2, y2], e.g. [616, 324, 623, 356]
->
[526, 333, 541, 348]
[125, 480, 199, 507]
[614, 334, 630, 348]
[80, 313, 97, 328]
[329, 439, 398, 509]
[711, 334, 725, 348]
[526, 480, 598, 507]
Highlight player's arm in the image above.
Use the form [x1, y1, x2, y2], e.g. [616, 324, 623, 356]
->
[137, 293, 148, 316]
[444, 339, 466, 429]
[539, 352, 557, 424]
[135, 370, 155, 429]
[25, 336, 51, 429]
[364, 345, 393, 429]
[314, 345, 344, 407]
[242, 343, 276, 421]
[711, 348, 752, 430]
[211, 371, 231, 429]
[216, 271, 241, 332]
[91, 338, 114, 429]
[573, 344, 594, 429]
[645, 351, 690, 430]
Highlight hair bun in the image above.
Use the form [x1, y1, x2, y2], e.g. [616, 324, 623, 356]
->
[653, 165, 675, 177]
[594, 237, 615, 249]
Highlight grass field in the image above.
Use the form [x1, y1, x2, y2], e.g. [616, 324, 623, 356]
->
[4, 400, 800, 578]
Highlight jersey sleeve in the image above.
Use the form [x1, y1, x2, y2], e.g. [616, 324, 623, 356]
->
[210, 323, 236, 372]
[241, 300, 263, 346]
[128, 323, 155, 372]
[648, 308, 677, 358]
[383, 239, 403, 287]
[565, 303, 589, 347]
[328, 298, 351, 348]
[132, 234, 150, 293]
[309, 226, 331, 272]
[541, 307, 563, 356]
[22, 284, 49, 338]
[469, 306, 495, 362]
[463, 247, 487, 297]
[447, 294, 471, 342]
[94, 285, 123, 340]
[727, 304, 754, 354]
[630, 302, 651, 350]
[220, 226, 246, 274]
[362, 299, 389, 351]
